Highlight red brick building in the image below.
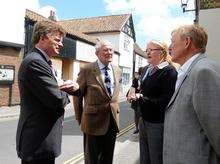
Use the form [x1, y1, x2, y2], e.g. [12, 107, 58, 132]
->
[0, 41, 23, 106]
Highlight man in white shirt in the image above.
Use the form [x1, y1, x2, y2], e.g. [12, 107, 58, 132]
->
[163, 25, 220, 164]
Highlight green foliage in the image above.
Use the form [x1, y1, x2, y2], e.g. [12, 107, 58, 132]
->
[201, 0, 216, 9]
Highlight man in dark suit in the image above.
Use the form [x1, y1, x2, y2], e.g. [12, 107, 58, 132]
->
[72, 39, 121, 164]
[16, 20, 79, 164]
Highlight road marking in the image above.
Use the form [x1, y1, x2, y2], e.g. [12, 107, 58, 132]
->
[63, 118, 74, 123]
[63, 123, 135, 164]
[0, 115, 19, 122]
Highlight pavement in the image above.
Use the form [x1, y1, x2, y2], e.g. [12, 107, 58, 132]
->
[0, 93, 128, 120]
[75, 129, 140, 164]
[0, 105, 20, 121]
[113, 130, 139, 164]
[0, 94, 140, 164]
[0, 102, 75, 121]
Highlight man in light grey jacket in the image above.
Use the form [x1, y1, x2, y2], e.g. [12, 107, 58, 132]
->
[163, 24, 220, 164]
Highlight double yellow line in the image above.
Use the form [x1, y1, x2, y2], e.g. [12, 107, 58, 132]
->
[63, 123, 135, 164]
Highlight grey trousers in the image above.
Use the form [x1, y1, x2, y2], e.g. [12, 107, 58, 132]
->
[139, 118, 164, 164]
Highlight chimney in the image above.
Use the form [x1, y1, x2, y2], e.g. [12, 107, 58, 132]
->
[48, 10, 56, 21]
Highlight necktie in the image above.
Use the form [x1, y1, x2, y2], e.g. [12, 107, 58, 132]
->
[148, 66, 158, 76]
[48, 60, 58, 78]
[103, 66, 112, 96]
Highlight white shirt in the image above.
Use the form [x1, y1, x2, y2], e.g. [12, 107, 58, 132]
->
[97, 59, 115, 93]
[157, 61, 169, 69]
[175, 53, 200, 90]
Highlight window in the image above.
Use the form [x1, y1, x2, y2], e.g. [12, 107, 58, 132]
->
[138, 57, 143, 67]
[120, 67, 131, 85]
[124, 35, 130, 52]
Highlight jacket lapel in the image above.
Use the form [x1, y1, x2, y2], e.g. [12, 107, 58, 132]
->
[32, 47, 57, 82]
[140, 65, 150, 84]
[92, 62, 111, 98]
[167, 72, 188, 108]
[167, 54, 207, 108]
[111, 66, 119, 98]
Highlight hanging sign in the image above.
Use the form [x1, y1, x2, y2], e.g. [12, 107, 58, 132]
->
[0, 65, 15, 84]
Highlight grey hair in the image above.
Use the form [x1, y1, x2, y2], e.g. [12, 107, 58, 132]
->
[95, 39, 113, 52]
[172, 25, 208, 53]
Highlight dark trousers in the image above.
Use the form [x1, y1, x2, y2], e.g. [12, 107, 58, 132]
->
[84, 114, 117, 164]
[21, 157, 55, 164]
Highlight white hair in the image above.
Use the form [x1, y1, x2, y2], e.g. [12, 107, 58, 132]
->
[95, 38, 113, 52]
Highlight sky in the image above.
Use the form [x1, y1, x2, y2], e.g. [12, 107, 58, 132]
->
[0, 0, 195, 49]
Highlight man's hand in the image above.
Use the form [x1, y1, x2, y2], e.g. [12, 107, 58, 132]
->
[127, 93, 136, 103]
[127, 93, 143, 102]
[59, 80, 79, 94]
[135, 93, 143, 99]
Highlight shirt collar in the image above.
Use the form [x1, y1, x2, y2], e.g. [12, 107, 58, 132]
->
[35, 46, 51, 64]
[178, 53, 200, 73]
[157, 61, 169, 69]
[97, 59, 111, 70]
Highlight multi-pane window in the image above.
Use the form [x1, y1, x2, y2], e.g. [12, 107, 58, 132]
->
[124, 35, 130, 52]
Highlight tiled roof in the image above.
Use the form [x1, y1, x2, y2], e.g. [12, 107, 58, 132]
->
[59, 14, 131, 34]
[134, 43, 145, 57]
[25, 9, 133, 54]
[25, 9, 97, 44]
[26, 9, 49, 22]
[0, 40, 24, 48]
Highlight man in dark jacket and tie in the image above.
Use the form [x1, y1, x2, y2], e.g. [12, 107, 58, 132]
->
[16, 20, 79, 164]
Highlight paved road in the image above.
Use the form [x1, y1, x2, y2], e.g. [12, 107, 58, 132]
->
[0, 101, 134, 164]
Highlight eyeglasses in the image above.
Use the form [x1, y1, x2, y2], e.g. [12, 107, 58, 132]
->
[102, 48, 114, 53]
[145, 48, 162, 53]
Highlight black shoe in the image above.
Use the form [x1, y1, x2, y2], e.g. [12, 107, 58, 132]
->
[133, 129, 139, 134]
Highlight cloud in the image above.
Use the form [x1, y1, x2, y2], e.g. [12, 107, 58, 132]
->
[104, 0, 194, 48]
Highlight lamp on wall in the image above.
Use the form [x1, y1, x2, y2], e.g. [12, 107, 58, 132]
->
[181, 0, 199, 24]
[181, 0, 195, 12]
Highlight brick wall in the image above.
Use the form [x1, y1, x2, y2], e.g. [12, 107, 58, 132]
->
[0, 46, 22, 106]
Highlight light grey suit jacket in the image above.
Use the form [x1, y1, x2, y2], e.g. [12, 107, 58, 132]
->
[163, 54, 220, 164]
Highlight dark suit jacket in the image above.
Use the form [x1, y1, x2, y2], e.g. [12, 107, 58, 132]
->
[16, 48, 70, 161]
[73, 61, 121, 135]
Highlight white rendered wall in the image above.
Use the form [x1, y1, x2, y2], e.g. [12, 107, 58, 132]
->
[76, 41, 97, 62]
[118, 32, 134, 68]
[200, 8, 220, 63]
[76, 40, 119, 66]
[88, 33, 120, 51]
[135, 54, 148, 72]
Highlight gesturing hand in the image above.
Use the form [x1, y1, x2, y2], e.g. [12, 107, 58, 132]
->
[59, 80, 79, 94]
